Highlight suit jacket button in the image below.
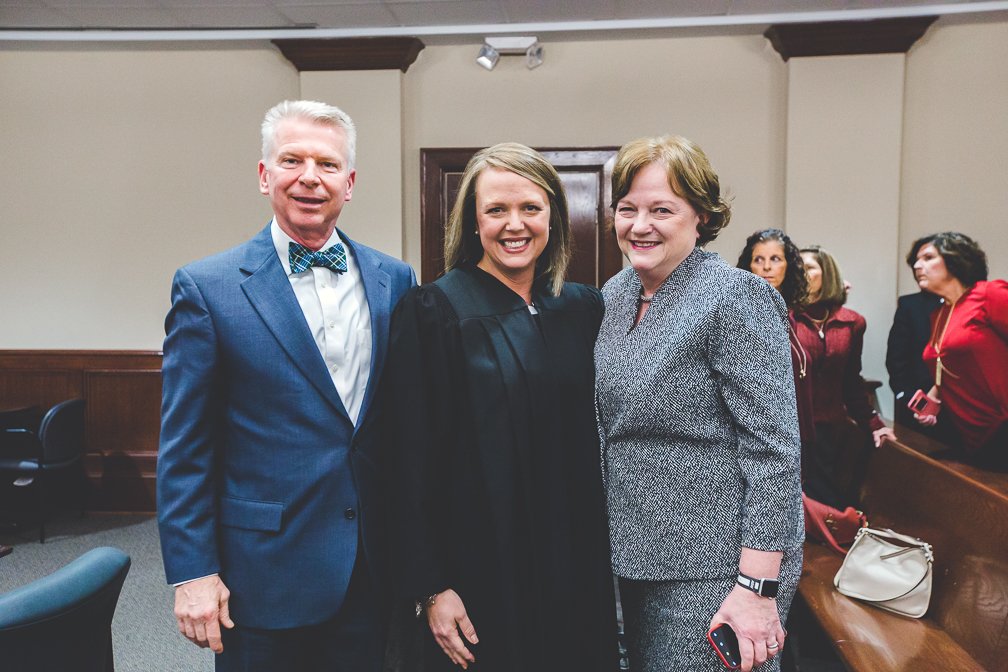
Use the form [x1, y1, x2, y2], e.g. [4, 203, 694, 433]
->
[350, 442, 359, 452]
[344, 508, 356, 520]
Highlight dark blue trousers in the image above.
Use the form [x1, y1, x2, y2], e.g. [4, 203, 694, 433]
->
[215, 534, 386, 672]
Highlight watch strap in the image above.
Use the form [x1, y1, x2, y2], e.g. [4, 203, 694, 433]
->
[737, 572, 779, 598]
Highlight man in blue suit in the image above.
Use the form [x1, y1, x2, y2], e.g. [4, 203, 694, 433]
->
[157, 99, 416, 671]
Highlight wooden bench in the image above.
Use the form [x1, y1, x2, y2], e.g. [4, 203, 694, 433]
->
[794, 437, 1008, 672]
[894, 422, 1008, 500]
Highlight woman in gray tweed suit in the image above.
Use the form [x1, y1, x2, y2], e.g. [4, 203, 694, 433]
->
[595, 136, 803, 672]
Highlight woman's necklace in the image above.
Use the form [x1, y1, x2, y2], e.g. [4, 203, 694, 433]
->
[807, 309, 831, 340]
[931, 296, 963, 387]
[639, 287, 654, 303]
[789, 323, 807, 378]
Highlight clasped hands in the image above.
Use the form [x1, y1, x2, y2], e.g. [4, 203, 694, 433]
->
[709, 584, 785, 672]
[425, 589, 479, 669]
[174, 575, 234, 654]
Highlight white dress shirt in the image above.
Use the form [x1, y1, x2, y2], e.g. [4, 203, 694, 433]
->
[271, 218, 372, 426]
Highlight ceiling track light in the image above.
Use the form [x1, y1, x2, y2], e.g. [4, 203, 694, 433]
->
[476, 36, 543, 71]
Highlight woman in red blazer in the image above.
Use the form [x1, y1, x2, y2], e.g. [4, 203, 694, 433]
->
[792, 246, 895, 508]
[912, 232, 1007, 472]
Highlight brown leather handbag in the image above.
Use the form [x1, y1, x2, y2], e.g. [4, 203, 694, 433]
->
[802, 492, 868, 555]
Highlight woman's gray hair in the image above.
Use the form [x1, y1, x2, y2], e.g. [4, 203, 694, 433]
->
[444, 143, 572, 297]
[261, 100, 357, 170]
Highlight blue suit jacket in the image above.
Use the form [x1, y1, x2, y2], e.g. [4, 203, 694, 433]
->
[157, 223, 416, 629]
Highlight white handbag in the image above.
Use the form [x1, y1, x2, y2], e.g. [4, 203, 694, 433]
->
[833, 527, 934, 618]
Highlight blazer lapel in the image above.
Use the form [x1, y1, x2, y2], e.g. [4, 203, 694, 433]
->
[345, 236, 390, 426]
[239, 226, 350, 420]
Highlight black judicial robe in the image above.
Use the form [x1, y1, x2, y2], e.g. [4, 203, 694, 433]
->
[384, 265, 619, 672]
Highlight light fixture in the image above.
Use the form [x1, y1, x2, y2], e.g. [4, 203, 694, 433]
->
[476, 42, 499, 70]
[476, 36, 543, 70]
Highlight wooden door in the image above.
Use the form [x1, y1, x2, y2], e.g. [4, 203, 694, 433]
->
[420, 148, 623, 287]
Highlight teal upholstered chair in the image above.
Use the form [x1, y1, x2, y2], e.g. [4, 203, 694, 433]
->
[0, 546, 131, 671]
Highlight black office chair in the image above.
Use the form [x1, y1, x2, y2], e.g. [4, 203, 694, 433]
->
[0, 398, 87, 542]
[0, 546, 131, 672]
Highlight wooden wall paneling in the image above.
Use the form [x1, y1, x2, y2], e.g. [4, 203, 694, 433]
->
[83, 369, 161, 512]
[0, 350, 162, 512]
[0, 370, 75, 413]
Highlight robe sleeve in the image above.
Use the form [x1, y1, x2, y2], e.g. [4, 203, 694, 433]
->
[385, 284, 459, 601]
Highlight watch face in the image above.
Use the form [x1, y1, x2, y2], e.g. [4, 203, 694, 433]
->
[762, 581, 779, 599]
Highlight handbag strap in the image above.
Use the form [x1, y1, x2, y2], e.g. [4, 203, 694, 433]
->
[855, 527, 934, 562]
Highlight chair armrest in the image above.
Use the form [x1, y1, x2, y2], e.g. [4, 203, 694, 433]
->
[1, 428, 43, 463]
[0, 547, 131, 628]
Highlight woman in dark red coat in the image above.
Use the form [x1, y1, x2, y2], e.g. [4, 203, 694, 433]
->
[911, 232, 1008, 472]
[793, 246, 896, 508]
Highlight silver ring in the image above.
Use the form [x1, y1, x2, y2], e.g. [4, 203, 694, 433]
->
[767, 643, 779, 650]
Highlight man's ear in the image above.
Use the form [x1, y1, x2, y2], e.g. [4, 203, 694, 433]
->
[344, 169, 356, 202]
[258, 161, 270, 195]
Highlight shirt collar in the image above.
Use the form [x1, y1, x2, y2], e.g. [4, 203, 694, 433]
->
[270, 218, 345, 277]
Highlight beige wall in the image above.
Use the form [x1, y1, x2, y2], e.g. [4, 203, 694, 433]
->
[301, 69, 404, 258]
[400, 36, 790, 273]
[900, 20, 1008, 294]
[0, 47, 298, 350]
[785, 53, 907, 417]
[1, 20, 1005, 419]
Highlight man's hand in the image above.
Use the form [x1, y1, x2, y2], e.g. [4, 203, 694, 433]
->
[174, 575, 234, 653]
[425, 589, 478, 669]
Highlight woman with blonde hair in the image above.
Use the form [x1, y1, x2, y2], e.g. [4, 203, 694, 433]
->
[595, 136, 803, 672]
[384, 142, 618, 671]
[793, 246, 895, 508]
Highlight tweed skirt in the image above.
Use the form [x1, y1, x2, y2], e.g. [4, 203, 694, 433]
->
[617, 547, 802, 672]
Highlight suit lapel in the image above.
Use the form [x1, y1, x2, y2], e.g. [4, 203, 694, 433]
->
[345, 236, 390, 426]
[239, 226, 350, 420]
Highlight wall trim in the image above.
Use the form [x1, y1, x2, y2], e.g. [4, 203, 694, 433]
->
[765, 16, 939, 61]
[272, 37, 424, 72]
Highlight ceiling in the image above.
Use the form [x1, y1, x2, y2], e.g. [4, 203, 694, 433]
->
[1, 0, 1001, 34]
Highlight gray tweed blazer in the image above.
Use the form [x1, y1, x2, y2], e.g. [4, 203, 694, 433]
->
[595, 247, 804, 581]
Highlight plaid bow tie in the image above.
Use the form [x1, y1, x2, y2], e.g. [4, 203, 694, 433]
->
[288, 241, 347, 274]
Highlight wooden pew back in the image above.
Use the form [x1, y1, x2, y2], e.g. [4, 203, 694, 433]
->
[858, 439, 1008, 672]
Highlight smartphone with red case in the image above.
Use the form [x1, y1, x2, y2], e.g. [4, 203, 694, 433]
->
[708, 623, 742, 669]
[908, 389, 941, 416]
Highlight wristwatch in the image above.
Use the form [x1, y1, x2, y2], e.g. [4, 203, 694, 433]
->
[737, 572, 779, 598]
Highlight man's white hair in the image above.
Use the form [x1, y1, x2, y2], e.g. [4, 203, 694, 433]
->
[261, 100, 357, 170]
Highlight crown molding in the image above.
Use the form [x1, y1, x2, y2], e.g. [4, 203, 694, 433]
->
[272, 36, 424, 72]
[765, 16, 939, 61]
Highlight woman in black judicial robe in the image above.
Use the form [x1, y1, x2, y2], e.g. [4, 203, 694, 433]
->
[384, 143, 618, 672]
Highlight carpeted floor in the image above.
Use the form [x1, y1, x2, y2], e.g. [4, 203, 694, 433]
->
[0, 512, 846, 672]
[0, 511, 213, 671]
